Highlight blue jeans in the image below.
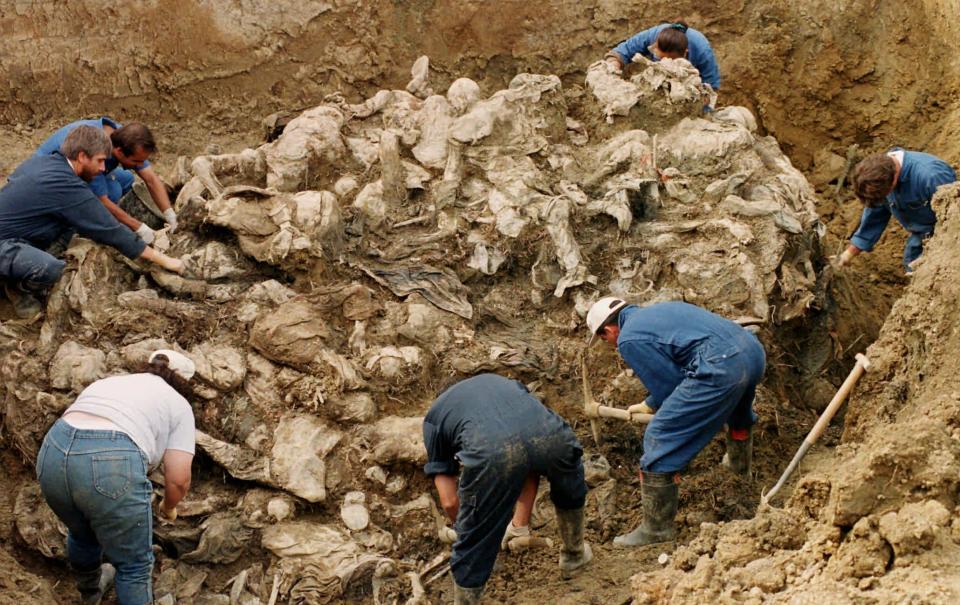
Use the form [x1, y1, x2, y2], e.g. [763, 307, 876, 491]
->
[903, 231, 931, 272]
[0, 238, 66, 289]
[37, 419, 154, 605]
[104, 168, 136, 202]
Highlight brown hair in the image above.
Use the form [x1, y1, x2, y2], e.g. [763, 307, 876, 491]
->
[145, 353, 194, 399]
[656, 21, 690, 56]
[111, 123, 157, 156]
[60, 125, 112, 160]
[852, 153, 897, 207]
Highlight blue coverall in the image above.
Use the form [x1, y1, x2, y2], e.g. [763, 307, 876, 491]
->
[616, 302, 765, 473]
[422, 374, 587, 589]
[612, 24, 721, 91]
[34, 117, 152, 203]
[850, 150, 956, 271]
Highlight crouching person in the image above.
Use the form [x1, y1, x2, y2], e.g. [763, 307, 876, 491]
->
[423, 373, 592, 604]
[36, 350, 196, 605]
[0, 125, 183, 318]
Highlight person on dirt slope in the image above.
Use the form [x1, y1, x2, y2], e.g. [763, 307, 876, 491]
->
[0, 125, 184, 319]
[34, 116, 178, 245]
[422, 373, 592, 604]
[586, 297, 765, 548]
[36, 349, 196, 605]
[605, 21, 720, 105]
[837, 149, 956, 273]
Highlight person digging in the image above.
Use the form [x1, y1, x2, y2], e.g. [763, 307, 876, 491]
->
[586, 297, 765, 547]
[423, 373, 592, 604]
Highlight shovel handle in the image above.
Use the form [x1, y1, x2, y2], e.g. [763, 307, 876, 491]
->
[806, 353, 871, 443]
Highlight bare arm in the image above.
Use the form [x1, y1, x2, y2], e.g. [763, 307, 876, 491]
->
[160, 449, 194, 510]
[434, 474, 460, 522]
[138, 166, 173, 213]
[511, 473, 540, 527]
[139, 245, 185, 273]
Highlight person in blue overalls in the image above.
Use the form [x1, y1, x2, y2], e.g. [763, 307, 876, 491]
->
[585, 297, 765, 547]
[837, 150, 956, 273]
[34, 117, 179, 245]
[423, 374, 591, 604]
[605, 21, 720, 106]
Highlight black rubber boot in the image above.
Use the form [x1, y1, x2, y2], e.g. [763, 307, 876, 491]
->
[453, 582, 484, 605]
[722, 427, 753, 476]
[556, 507, 593, 578]
[75, 563, 115, 605]
[613, 471, 678, 547]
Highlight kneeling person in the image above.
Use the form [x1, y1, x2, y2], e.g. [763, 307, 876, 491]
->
[423, 373, 591, 604]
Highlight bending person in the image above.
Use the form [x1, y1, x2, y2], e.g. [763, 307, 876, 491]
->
[423, 373, 591, 604]
[837, 149, 956, 273]
[34, 117, 178, 243]
[586, 298, 765, 547]
[37, 349, 196, 605]
[0, 125, 183, 318]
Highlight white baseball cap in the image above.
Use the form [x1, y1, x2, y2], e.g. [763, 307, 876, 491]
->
[148, 349, 196, 380]
[586, 296, 628, 346]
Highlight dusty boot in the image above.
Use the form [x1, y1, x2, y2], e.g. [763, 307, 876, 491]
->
[3, 283, 43, 319]
[722, 427, 753, 476]
[613, 471, 678, 547]
[75, 563, 115, 605]
[556, 507, 593, 577]
[453, 582, 484, 605]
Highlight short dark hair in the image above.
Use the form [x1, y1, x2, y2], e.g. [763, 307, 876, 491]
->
[656, 21, 690, 56]
[60, 125, 112, 160]
[111, 123, 157, 156]
[144, 353, 194, 399]
[852, 153, 897, 207]
[597, 308, 624, 335]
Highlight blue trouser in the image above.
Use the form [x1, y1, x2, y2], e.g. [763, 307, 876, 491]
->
[37, 419, 154, 605]
[0, 238, 67, 290]
[641, 331, 766, 473]
[103, 168, 136, 202]
[903, 230, 931, 272]
[451, 426, 586, 588]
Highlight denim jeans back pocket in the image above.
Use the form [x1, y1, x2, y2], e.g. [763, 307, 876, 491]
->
[92, 454, 132, 499]
[35, 439, 50, 481]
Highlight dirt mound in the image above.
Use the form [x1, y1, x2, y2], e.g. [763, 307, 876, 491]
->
[631, 184, 960, 604]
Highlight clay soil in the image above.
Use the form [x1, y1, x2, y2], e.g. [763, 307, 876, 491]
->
[2, 1, 960, 604]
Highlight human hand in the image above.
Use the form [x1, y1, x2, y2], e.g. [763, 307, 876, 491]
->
[163, 208, 178, 234]
[157, 499, 178, 523]
[501, 521, 530, 550]
[159, 255, 185, 274]
[135, 223, 156, 244]
[438, 526, 457, 544]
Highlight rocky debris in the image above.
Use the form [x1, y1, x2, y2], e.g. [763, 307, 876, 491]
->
[0, 55, 830, 604]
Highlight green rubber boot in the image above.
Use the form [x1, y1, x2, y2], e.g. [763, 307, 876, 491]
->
[453, 582, 484, 605]
[556, 507, 593, 578]
[722, 427, 753, 476]
[613, 471, 678, 547]
[75, 563, 115, 605]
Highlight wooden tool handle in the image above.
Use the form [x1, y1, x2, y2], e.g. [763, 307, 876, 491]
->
[806, 353, 871, 443]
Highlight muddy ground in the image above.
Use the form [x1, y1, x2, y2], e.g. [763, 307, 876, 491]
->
[2, 1, 959, 604]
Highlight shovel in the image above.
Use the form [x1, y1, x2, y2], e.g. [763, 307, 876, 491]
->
[762, 352, 871, 504]
[581, 350, 654, 447]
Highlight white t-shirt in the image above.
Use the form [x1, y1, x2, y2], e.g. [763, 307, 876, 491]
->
[65, 373, 195, 467]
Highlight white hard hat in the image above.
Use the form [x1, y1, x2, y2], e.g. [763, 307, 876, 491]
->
[586, 296, 628, 345]
[149, 349, 196, 381]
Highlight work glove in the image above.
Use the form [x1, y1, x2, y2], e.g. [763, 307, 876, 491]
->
[438, 526, 457, 544]
[603, 54, 623, 74]
[501, 522, 530, 550]
[156, 499, 177, 524]
[135, 223, 156, 244]
[163, 208, 178, 234]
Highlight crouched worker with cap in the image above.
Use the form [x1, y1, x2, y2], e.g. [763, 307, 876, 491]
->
[423, 373, 592, 604]
[586, 298, 765, 547]
[36, 350, 197, 605]
[0, 125, 184, 318]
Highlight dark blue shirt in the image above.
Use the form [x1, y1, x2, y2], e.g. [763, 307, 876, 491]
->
[422, 374, 570, 476]
[612, 24, 721, 90]
[33, 117, 151, 199]
[616, 302, 752, 408]
[851, 150, 956, 251]
[0, 153, 146, 259]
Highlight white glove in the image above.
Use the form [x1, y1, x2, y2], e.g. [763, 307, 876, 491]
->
[157, 499, 177, 523]
[438, 526, 457, 544]
[163, 208, 178, 234]
[135, 223, 156, 244]
[501, 522, 530, 550]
